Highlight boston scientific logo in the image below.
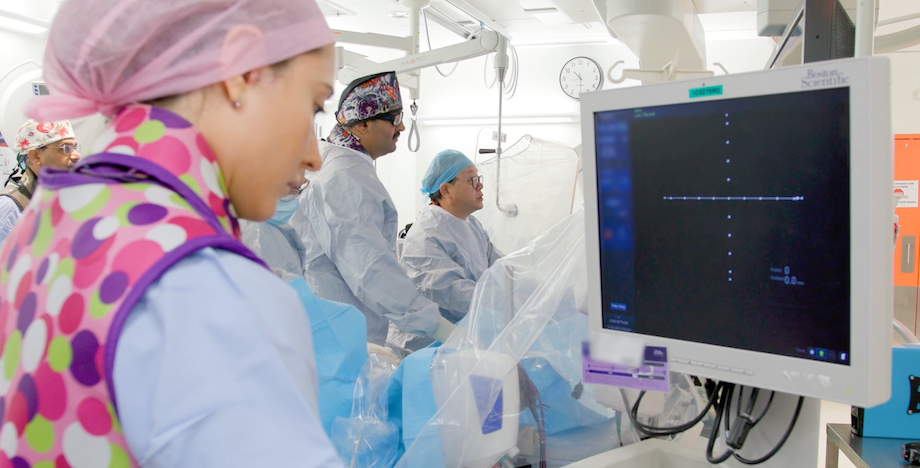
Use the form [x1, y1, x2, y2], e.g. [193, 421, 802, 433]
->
[801, 69, 849, 88]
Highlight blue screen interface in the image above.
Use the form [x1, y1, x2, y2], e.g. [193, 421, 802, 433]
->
[594, 87, 851, 365]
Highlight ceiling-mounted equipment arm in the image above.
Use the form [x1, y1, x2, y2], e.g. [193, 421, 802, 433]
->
[336, 30, 501, 85]
[335, 48, 420, 93]
[331, 30, 413, 53]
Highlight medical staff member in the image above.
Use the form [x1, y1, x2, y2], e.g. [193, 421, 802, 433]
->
[401, 149, 502, 323]
[242, 182, 310, 279]
[241, 192, 371, 437]
[292, 72, 454, 345]
[0, 0, 344, 467]
[0, 119, 79, 243]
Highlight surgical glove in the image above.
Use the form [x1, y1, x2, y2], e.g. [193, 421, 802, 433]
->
[431, 317, 456, 344]
[367, 343, 401, 365]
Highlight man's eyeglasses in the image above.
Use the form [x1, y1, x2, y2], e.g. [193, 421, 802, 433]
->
[454, 175, 483, 187]
[41, 143, 80, 156]
[375, 112, 403, 127]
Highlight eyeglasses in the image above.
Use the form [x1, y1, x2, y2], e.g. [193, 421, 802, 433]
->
[453, 175, 483, 187]
[375, 112, 403, 127]
[280, 181, 309, 202]
[41, 143, 80, 156]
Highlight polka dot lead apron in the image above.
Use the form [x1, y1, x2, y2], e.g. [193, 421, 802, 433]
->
[0, 105, 265, 468]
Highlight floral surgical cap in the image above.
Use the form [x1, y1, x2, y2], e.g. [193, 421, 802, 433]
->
[335, 72, 402, 126]
[15, 119, 75, 156]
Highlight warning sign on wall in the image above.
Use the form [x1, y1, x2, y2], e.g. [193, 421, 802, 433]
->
[894, 180, 918, 208]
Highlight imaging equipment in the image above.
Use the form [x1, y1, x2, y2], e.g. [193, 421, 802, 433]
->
[581, 56, 893, 408]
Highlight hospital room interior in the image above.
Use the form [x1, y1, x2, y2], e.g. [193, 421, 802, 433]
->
[0, 0, 917, 466]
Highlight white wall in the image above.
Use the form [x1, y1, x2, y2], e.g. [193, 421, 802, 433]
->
[370, 37, 780, 228]
[382, 41, 640, 225]
[360, 37, 920, 229]
[0, 29, 44, 68]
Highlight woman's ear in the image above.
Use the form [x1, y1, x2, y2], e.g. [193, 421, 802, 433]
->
[219, 67, 270, 108]
[218, 24, 267, 107]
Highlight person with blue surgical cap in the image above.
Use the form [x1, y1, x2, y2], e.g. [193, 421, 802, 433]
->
[400, 149, 503, 323]
[291, 71, 453, 346]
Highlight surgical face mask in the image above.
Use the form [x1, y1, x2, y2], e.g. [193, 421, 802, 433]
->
[268, 197, 300, 226]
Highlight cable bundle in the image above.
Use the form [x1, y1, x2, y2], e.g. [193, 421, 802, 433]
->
[621, 381, 804, 465]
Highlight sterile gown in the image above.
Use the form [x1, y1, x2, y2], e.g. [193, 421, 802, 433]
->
[241, 220, 370, 436]
[241, 220, 306, 280]
[399, 205, 502, 323]
[291, 141, 441, 344]
[0, 197, 21, 245]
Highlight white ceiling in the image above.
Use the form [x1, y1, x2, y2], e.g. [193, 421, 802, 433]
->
[319, 0, 919, 49]
[0, 0, 916, 50]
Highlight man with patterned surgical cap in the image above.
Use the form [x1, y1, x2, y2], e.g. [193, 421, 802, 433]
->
[0, 119, 80, 243]
[291, 71, 455, 345]
[400, 149, 503, 323]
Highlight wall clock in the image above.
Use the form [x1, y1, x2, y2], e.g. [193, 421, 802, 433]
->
[560, 56, 604, 100]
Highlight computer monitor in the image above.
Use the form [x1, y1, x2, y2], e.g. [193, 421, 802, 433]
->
[581, 57, 892, 407]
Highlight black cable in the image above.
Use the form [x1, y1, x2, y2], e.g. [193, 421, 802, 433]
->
[3, 161, 22, 187]
[737, 387, 760, 424]
[732, 396, 804, 465]
[517, 365, 546, 468]
[744, 388, 760, 416]
[725, 386, 761, 451]
[751, 391, 775, 426]
[625, 379, 801, 466]
[724, 384, 736, 432]
[535, 392, 546, 468]
[706, 383, 735, 464]
[735, 386, 744, 419]
[621, 381, 723, 437]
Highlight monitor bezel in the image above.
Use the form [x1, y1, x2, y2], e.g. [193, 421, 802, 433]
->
[581, 57, 892, 407]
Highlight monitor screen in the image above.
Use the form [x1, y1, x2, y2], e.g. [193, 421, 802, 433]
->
[595, 87, 850, 365]
[31, 82, 48, 96]
[581, 57, 892, 406]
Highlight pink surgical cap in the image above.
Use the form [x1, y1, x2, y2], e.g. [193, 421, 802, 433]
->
[26, 0, 335, 122]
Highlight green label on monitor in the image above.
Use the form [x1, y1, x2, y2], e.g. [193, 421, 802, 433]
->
[689, 85, 723, 99]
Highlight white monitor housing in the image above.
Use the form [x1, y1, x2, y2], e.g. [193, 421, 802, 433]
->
[581, 57, 892, 407]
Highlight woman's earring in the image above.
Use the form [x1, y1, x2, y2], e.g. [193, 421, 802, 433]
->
[233, 98, 243, 108]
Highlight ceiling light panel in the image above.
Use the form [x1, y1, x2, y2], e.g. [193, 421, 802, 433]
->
[0, 15, 47, 35]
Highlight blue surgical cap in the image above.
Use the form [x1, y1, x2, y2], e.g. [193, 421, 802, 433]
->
[420, 149, 475, 196]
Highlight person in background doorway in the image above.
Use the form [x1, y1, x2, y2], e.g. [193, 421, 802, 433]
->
[400, 149, 502, 323]
[291, 71, 454, 346]
[0, 119, 79, 243]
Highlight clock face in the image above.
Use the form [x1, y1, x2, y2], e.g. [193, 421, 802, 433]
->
[560, 57, 604, 100]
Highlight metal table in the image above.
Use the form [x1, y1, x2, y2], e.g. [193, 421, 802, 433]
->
[825, 423, 915, 468]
